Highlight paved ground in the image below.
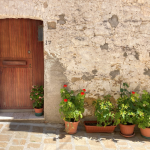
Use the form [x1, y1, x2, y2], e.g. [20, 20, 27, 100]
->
[0, 122, 149, 150]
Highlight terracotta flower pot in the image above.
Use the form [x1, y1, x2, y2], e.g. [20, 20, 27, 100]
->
[119, 124, 135, 135]
[64, 120, 80, 134]
[140, 128, 150, 138]
[84, 121, 116, 133]
[34, 108, 43, 116]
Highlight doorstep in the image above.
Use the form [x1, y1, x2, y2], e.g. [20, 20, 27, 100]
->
[0, 112, 45, 123]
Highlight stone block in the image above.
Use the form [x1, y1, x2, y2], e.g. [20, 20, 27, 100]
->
[0, 135, 12, 142]
[44, 132, 56, 137]
[90, 145, 103, 150]
[30, 135, 42, 143]
[73, 137, 86, 145]
[47, 22, 56, 29]
[101, 138, 116, 149]
[0, 142, 8, 148]
[27, 143, 41, 148]
[5, 124, 17, 129]
[31, 126, 44, 134]
[44, 138, 56, 144]
[88, 139, 101, 146]
[119, 147, 132, 150]
[0, 124, 3, 129]
[75, 146, 89, 150]
[59, 134, 72, 142]
[15, 132, 28, 139]
[17, 125, 30, 131]
[45, 127, 57, 131]
[1, 128, 15, 134]
[132, 146, 146, 150]
[116, 141, 128, 146]
[12, 139, 26, 145]
[58, 144, 72, 149]
[9, 146, 24, 150]
[44, 144, 57, 150]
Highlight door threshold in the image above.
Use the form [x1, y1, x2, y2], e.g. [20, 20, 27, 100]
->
[0, 112, 44, 122]
[0, 109, 34, 113]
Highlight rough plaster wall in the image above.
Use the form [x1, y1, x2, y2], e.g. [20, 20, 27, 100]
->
[1, 0, 150, 122]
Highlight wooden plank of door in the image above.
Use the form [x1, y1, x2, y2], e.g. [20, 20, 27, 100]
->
[9, 19, 32, 59]
[0, 19, 10, 109]
[0, 19, 10, 58]
[0, 68, 32, 109]
[0, 68, 16, 108]
[0, 19, 33, 109]
[31, 20, 44, 86]
[15, 68, 33, 109]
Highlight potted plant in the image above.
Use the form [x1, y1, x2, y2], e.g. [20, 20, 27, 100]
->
[30, 85, 44, 116]
[137, 90, 150, 139]
[59, 84, 86, 134]
[116, 83, 139, 137]
[84, 95, 119, 133]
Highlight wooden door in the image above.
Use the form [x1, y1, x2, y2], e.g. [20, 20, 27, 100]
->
[0, 19, 44, 109]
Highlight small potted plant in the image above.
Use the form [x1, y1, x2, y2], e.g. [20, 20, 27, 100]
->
[30, 85, 44, 116]
[84, 95, 119, 133]
[59, 84, 86, 134]
[137, 90, 150, 139]
[116, 83, 139, 137]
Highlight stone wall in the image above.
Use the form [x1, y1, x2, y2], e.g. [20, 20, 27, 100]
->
[1, 0, 150, 123]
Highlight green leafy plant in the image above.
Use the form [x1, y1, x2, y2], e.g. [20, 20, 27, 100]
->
[120, 82, 131, 97]
[93, 95, 119, 127]
[116, 83, 139, 125]
[59, 84, 86, 122]
[30, 85, 44, 109]
[136, 90, 150, 129]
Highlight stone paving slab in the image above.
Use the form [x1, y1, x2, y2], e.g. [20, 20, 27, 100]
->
[0, 112, 44, 120]
[0, 122, 149, 150]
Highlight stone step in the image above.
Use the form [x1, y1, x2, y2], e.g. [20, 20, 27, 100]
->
[0, 112, 45, 123]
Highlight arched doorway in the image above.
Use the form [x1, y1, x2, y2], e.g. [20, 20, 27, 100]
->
[0, 19, 44, 109]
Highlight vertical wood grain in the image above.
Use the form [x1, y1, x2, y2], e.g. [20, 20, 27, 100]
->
[0, 19, 44, 109]
[9, 19, 32, 58]
[0, 19, 10, 58]
[31, 20, 44, 86]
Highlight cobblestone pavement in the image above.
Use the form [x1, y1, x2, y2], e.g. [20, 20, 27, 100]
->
[0, 122, 149, 150]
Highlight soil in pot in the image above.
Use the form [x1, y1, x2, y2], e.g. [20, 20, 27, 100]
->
[66, 118, 78, 122]
[140, 128, 150, 139]
[84, 121, 116, 133]
[64, 120, 80, 134]
[85, 122, 114, 126]
[34, 108, 43, 116]
[119, 124, 135, 136]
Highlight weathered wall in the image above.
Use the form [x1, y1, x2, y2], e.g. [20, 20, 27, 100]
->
[1, 0, 150, 123]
